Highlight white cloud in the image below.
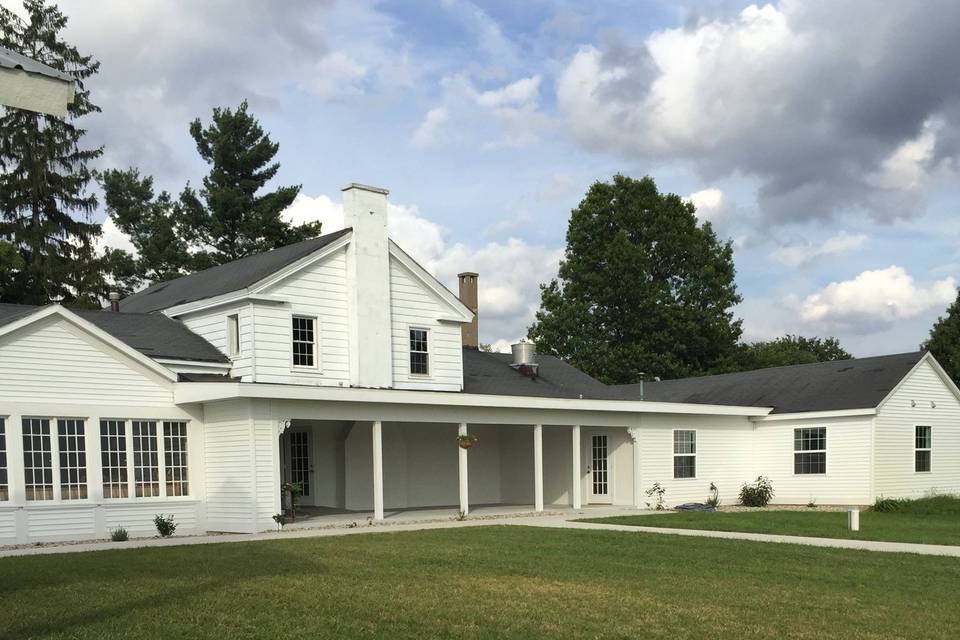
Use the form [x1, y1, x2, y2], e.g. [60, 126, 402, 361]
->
[411, 107, 451, 149]
[95, 217, 138, 256]
[686, 187, 728, 223]
[769, 231, 868, 268]
[790, 266, 956, 333]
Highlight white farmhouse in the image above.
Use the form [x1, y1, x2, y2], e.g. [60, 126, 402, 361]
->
[0, 183, 957, 543]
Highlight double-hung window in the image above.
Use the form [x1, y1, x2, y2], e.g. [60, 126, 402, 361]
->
[794, 427, 826, 474]
[409, 328, 429, 376]
[164, 421, 189, 496]
[0, 417, 7, 502]
[673, 430, 696, 478]
[22, 418, 53, 501]
[292, 315, 317, 368]
[100, 419, 129, 498]
[132, 421, 160, 497]
[915, 426, 932, 473]
[57, 419, 87, 500]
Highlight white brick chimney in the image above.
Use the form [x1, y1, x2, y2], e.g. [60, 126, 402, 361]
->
[343, 183, 393, 388]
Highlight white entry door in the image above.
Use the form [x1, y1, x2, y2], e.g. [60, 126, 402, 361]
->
[587, 433, 612, 504]
[288, 430, 312, 498]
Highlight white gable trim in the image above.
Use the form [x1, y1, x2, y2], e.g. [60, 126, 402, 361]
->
[875, 352, 960, 412]
[0, 305, 178, 383]
[388, 240, 474, 322]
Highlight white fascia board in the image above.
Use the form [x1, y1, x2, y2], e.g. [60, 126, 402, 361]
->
[0, 305, 178, 382]
[751, 408, 877, 423]
[163, 293, 287, 318]
[153, 358, 233, 372]
[174, 382, 771, 416]
[388, 240, 474, 322]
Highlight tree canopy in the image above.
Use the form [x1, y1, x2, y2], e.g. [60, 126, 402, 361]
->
[529, 174, 743, 383]
[729, 335, 852, 372]
[922, 291, 960, 383]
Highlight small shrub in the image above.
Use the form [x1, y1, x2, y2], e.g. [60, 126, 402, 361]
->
[873, 496, 907, 512]
[272, 513, 287, 531]
[739, 476, 774, 507]
[806, 498, 817, 509]
[645, 482, 666, 510]
[154, 514, 177, 538]
[705, 482, 721, 508]
[110, 527, 129, 542]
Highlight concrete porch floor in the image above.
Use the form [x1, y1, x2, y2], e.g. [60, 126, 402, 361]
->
[284, 503, 646, 530]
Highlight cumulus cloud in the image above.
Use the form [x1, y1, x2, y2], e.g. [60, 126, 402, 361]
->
[686, 187, 729, 223]
[769, 231, 868, 268]
[790, 266, 956, 333]
[556, 1, 960, 224]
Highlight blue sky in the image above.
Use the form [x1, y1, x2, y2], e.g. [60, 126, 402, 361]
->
[11, 0, 960, 355]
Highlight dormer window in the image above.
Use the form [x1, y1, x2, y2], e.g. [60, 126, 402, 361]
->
[409, 328, 429, 376]
[292, 316, 317, 368]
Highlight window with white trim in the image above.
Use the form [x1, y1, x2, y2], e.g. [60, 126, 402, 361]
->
[794, 427, 826, 474]
[673, 430, 696, 478]
[22, 418, 53, 501]
[0, 417, 7, 502]
[227, 314, 240, 357]
[915, 426, 931, 473]
[100, 419, 129, 499]
[57, 419, 87, 500]
[409, 328, 429, 376]
[132, 420, 160, 497]
[164, 421, 189, 496]
[292, 315, 317, 367]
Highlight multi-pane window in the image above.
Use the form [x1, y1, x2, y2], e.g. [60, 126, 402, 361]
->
[794, 427, 827, 474]
[0, 418, 7, 502]
[132, 421, 160, 497]
[292, 316, 316, 367]
[164, 421, 189, 497]
[673, 430, 696, 478]
[57, 419, 87, 500]
[915, 426, 932, 473]
[22, 418, 53, 501]
[409, 328, 429, 375]
[100, 420, 129, 498]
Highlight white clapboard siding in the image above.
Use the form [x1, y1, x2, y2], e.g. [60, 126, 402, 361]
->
[0, 318, 172, 406]
[203, 399, 256, 533]
[875, 359, 960, 498]
[0, 510, 16, 543]
[26, 505, 97, 539]
[637, 415, 754, 507]
[181, 305, 254, 380]
[752, 416, 873, 505]
[102, 502, 201, 538]
[253, 405, 280, 531]
[389, 257, 463, 391]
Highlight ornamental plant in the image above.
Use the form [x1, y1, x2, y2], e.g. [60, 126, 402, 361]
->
[153, 514, 177, 537]
[739, 476, 774, 507]
[645, 482, 666, 510]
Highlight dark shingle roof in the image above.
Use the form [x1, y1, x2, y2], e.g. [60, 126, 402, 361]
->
[462, 348, 615, 399]
[0, 303, 228, 363]
[612, 352, 925, 413]
[120, 228, 352, 313]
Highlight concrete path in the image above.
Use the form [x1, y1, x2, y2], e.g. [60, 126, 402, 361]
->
[2, 508, 959, 559]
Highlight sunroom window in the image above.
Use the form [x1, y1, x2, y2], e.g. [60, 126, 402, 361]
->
[132, 421, 160, 497]
[164, 421, 189, 497]
[22, 418, 53, 500]
[0, 417, 7, 501]
[100, 419, 129, 498]
[57, 419, 87, 500]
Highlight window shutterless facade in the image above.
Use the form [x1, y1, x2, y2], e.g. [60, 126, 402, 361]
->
[794, 427, 826, 474]
[100, 419, 129, 499]
[291, 315, 317, 367]
[164, 421, 189, 497]
[57, 419, 87, 500]
[227, 314, 240, 357]
[0, 417, 7, 502]
[673, 430, 696, 478]
[409, 328, 429, 376]
[915, 426, 931, 473]
[132, 420, 160, 497]
[22, 418, 53, 501]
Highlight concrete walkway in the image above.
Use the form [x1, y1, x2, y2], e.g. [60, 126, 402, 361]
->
[2, 507, 959, 559]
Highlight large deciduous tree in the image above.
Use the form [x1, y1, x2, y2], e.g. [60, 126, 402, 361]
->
[529, 174, 743, 383]
[922, 292, 960, 383]
[731, 335, 852, 372]
[176, 100, 321, 267]
[0, 0, 103, 305]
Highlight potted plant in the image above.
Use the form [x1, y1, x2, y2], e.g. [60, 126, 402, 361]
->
[282, 482, 303, 521]
[457, 433, 479, 449]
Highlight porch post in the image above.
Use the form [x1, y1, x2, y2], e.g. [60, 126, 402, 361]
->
[534, 424, 544, 512]
[458, 423, 469, 516]
[571, 425, 581, 509]
[628, 426, 642, 509]
[372, 420, 384, 521]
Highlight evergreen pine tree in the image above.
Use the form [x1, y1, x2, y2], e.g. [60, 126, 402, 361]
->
[0, 0, 103, 304]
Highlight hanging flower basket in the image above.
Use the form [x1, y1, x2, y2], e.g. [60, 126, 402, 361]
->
[457, 434, 479, 449]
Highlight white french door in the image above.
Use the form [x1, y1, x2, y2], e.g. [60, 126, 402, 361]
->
[288, 430, 312, 498]
[587, 433, 612, 504]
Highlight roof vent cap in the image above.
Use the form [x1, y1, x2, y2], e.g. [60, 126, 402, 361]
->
[510, 341, 538, 377]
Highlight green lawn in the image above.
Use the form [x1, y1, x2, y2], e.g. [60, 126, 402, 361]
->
[581, 496, 960, 546]
[2, 526, 959, 639]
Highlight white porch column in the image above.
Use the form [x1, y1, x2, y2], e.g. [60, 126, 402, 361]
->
[628, 427, 642, 509]
[372, 420, 384, 521]
[533, 424, 544, 512]
[571, 425, 582, 509]
[458, 423, 469, 515]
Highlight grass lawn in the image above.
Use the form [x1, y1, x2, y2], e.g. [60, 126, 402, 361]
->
[581, 496, 960, 546]
[2, 527, 959, 639]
